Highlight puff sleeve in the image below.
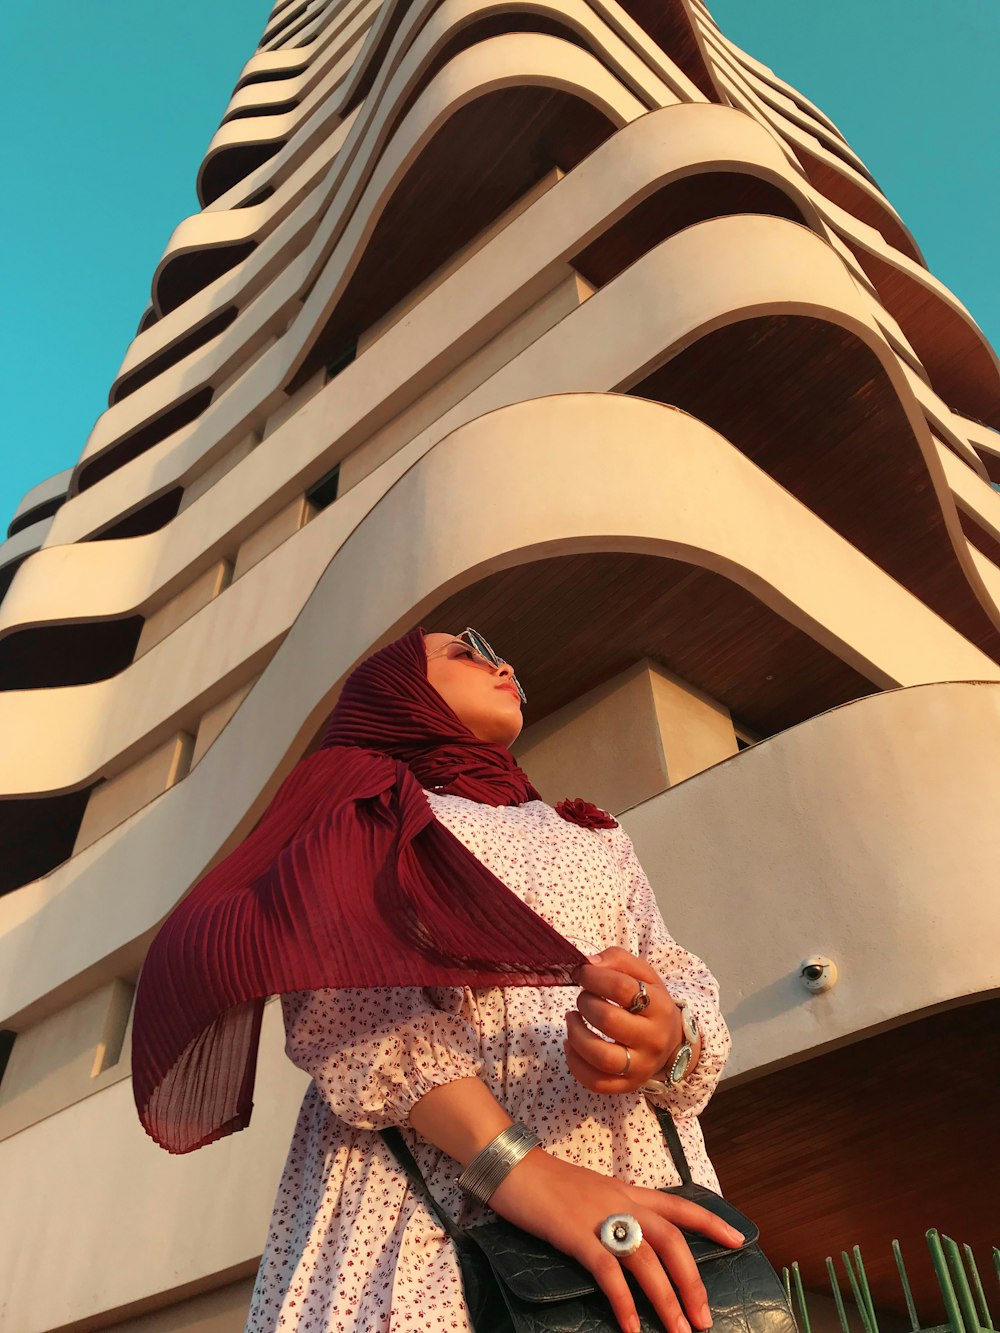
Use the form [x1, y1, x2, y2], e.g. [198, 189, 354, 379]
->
[280, 986, 484, 1131]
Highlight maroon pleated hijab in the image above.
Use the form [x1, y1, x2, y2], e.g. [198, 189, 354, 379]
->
[132, 628, 586, 1154]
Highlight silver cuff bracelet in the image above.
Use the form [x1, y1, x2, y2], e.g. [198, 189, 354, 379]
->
[457, 1123, 541, 1205]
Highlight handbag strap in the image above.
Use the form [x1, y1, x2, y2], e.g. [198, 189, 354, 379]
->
[382, 1125, 470, 1245]
[380, 1100, 694, 1232]
[652, 1105, 693, 1186]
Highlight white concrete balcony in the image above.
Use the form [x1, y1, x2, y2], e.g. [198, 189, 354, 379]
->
[620, 677, 1000, 1082]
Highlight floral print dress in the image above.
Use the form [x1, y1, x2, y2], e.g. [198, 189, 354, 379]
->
[244, 793, 732, 1332]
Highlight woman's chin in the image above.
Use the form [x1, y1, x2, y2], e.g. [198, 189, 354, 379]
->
[497, 704, 525, 747]
[469, 712, 523, 747]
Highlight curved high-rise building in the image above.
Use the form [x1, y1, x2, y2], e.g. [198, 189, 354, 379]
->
[0, 0, 997, 1328]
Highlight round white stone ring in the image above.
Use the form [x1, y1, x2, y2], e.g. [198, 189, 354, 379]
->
[599, 1213, 643, 1258]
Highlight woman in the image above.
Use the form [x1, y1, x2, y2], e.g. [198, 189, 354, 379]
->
[240, 629, 737, 1333]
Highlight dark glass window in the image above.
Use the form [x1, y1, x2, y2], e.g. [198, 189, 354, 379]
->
[306, 465, 340, 512]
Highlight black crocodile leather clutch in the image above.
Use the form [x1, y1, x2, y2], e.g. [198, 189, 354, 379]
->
[383, 1110, 798, 1333]
[458, 1182, 794, 1333]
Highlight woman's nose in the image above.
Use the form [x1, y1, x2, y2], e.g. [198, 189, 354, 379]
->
[496, 661, 514, 680]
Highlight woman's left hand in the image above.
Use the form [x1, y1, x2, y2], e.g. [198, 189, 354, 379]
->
[565, 947, 683, 1094]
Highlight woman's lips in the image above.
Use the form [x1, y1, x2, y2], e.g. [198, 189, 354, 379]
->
[496, 683, 521, 700]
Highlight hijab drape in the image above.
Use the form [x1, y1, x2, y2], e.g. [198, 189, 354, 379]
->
[132, 629, 586, 1154]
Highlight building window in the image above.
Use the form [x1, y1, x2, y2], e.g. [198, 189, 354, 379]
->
[306, 465, 340, 512]
[0, 1030, 15, 1089]
[326, 340, 357, 382]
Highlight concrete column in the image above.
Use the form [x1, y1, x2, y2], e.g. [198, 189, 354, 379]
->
[514, 659, 738, 813]
[136, 559, 233, 657]
[232, 495, 315, 580]
[0, 977, 135, 1140]
[179, 432, 260, 512]
[73, 732, 196, 853]
[192, 676, 259, 767]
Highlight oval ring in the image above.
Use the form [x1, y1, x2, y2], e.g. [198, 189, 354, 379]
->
[600, 1212, 644, 1258]
[628, 980, 651, 1014]
[618, 1044, 631, 1077]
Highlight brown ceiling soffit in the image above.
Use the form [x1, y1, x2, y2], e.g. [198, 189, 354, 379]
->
[627, 314, 1000, 662]
[796, 147, 923, 266]
[702, 1000, 999, 1324]
[850, 243, 1000, 432]
[422, 550, 878, 738]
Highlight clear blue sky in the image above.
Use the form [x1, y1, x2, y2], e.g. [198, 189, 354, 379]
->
[1, 0, 996, 531]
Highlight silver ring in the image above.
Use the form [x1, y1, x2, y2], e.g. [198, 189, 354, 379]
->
[618, 1044, 631, 1077]
[600, 1213, 643, 1258]
[627, 980, 650, 1014]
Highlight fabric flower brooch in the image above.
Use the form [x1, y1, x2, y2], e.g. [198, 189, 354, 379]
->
[555, 798, 618, 830]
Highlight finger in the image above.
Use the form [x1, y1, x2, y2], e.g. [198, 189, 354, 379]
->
[575, 1238, 643, 1333]
[619, 1236, 693, 1333]
[632, 1186, 746, 1248]
[577, 990, 671, 1049]
[577, 991, 639, 1041]
[587, 948, 663, 983]
[578, 962, 663, 1011]
[637, 1215, 711, 1332]
[563, 1037, 628, 1094]
[566, 1012, 634, 1075]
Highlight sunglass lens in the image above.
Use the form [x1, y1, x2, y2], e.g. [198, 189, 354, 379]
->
[462, 629, 527, 704]
[462, 629, 496, 665]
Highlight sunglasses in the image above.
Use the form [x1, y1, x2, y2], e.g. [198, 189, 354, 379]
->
[456, 627, 527, 704]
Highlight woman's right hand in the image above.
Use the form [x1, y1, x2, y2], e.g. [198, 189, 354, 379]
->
[488, 1148, 744, 1333]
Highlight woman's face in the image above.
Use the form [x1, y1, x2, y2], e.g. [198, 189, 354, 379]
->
[424, 632, 524, 746]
